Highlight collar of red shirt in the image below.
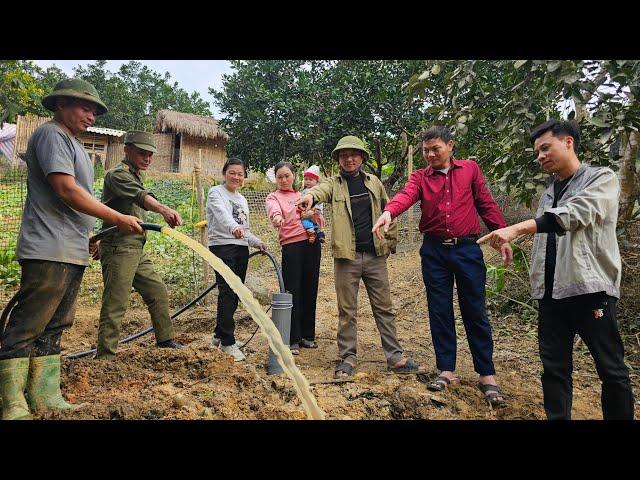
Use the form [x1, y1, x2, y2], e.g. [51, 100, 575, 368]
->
[424, 158, 462, 177]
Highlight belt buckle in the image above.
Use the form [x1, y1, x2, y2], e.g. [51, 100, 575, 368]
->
[442, 237, 457, 246]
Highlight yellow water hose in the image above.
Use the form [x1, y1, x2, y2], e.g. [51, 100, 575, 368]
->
[160, 227, 325, 420]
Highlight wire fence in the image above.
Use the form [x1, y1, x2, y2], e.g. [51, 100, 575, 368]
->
[0, 167, 534, 309]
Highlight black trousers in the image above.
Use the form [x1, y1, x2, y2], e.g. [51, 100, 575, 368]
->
[0, 260, 85, 359]
[281, 239, 321, 346]
[538, 293, 634, 420]
[209, 244, 249, 346]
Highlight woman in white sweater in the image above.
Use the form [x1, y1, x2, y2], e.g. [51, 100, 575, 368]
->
[206, 157, 266, 361]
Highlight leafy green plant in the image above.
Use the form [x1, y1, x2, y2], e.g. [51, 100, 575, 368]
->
[0, 248, 20, 287]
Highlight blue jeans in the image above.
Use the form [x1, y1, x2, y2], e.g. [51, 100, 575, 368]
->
[420, 236, 495, 375]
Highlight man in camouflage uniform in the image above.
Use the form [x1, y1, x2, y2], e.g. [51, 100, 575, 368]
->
[95, 131, 184, 359]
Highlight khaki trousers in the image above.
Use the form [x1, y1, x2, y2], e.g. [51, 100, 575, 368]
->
[334, 252, 403, 367]
[97, 243, 174, 358]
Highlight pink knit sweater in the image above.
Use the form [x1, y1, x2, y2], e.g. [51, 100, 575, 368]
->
[265, 189, 322, 246]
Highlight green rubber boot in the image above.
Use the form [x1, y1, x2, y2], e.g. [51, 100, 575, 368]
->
[0, 357, 33, 420]
[26, 355, 85, 411]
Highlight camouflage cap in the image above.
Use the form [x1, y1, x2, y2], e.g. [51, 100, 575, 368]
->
[331, 135, 371, 161]
[41, 78, 108, 115]
[124, 130, 157, 153]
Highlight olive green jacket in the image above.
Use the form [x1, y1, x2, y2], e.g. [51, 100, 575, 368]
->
[308, 172, 398, 260]
[99, 159, 156, 246]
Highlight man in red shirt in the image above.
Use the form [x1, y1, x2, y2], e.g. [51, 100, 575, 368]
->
[373, 126, 512, 406]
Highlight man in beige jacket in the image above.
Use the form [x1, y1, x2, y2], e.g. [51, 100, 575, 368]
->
[298, 136, 423, 379]
[479, 119, 634, 420]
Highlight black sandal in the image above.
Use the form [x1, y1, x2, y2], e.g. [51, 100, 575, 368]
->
[478, 383, 506, 407]
[427, 375, 457, 392]
[334, 362, 354, 379]
[300, 339, 318, 349]
[387, 358, 424, 374]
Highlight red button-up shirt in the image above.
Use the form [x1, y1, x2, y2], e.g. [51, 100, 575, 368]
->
[384, 159, 506, 237]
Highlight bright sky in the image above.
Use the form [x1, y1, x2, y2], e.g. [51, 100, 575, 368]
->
[32, 60, 233, 119]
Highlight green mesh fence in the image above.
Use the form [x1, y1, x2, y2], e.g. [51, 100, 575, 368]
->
[0, 169, 531, 309]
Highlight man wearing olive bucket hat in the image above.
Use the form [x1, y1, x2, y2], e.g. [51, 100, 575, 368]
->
[297, 135, 424, 379]
[0, 79, 143, 420]
[93, 130, 184, 359]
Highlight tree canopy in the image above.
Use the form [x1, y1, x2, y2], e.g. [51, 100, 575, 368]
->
[212, 60, 639, 220]
[0, 60, 212, 131]
[407, 60, 640, 221]
[211, 60, 427, 186]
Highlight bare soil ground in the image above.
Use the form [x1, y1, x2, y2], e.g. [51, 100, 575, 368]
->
[45, 248, 639, 420]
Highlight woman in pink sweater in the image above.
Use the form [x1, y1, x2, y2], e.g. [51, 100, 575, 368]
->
[266, 161, 324, 355]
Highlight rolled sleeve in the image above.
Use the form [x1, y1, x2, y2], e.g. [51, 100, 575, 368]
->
[140, 191, 157, 210]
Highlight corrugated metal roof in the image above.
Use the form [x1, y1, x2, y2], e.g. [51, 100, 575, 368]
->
[86, 126, 125, 137]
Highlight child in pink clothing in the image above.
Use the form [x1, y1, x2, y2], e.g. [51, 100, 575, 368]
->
[265, 161, 322, 355]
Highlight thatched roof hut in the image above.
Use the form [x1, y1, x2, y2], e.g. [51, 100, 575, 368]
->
[155, 110, 229, 142]
[154, 110, 228, 176]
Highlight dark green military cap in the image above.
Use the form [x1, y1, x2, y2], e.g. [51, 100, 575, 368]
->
[124, 130, 157, 153]
[41, 78, 108, 115]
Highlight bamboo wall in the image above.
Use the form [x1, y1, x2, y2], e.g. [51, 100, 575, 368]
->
[179, 135, 227, 178]
[106, 140, 125, 170]
[148, 133, 175, 173]
[13, 115, 49, 164]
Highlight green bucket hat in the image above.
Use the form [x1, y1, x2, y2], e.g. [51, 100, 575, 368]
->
[331, 135, 371, 161]
[41, 78, 108, 115]
[124, 130, 157, 153]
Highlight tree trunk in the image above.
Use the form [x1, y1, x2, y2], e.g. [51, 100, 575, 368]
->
[372, 138, 383, 178]
[383, 136, 415, 190]
[574, 102, 588, 122]
[617, 130, 640, 224]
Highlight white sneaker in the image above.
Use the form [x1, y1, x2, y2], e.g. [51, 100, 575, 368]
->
[212, 337, 244, 349]
[220, 343, 246, 362]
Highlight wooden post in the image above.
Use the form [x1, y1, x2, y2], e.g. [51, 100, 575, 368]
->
[403, 132, 415, 226]
[195, 149, 210, 302]
[407, 140, 414, 176]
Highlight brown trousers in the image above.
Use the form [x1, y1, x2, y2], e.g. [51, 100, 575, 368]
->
[0, 260, 85, 359]
[334, 252, 403, 367]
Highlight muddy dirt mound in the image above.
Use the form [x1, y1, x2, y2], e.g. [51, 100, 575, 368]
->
[40, 344, 306, 420]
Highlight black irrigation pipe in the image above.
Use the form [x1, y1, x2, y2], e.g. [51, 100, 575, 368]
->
[63, 224, 285, 359]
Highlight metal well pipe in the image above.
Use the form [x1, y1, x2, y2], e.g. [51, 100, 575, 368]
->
[267, 292, 293, 375]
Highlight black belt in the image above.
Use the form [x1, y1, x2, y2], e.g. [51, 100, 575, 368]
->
[424, 234, 480, 246]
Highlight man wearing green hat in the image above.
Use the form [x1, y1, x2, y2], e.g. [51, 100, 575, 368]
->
[297, 135, 424, 379]
[94, 130, 184, 359]
[0, 79, 143, 420]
